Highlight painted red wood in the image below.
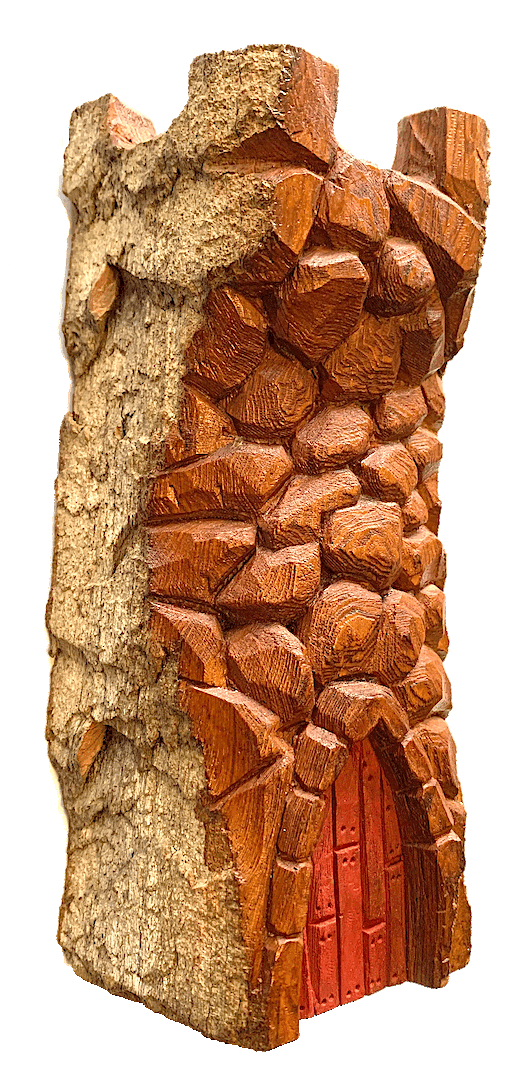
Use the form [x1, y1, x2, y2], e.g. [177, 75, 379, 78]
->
[300, 737, 407, 1019]
[334, 740, 360, 849]
[360, 739, 386, 923]
[363, 922, 387, 995]
[335, 844, 365, 1003]
[307, 920, 340, 1013]
[386, 862, 407, 985]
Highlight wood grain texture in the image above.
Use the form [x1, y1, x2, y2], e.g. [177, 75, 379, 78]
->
[149, 600, 227, 684]
[269, 858, 314, 936]
[181, 683, 285, 796]
[405, 427, 443, 480]
[402, 490, 429, 533]
[398, 295, 445, 383]
[394, 645, 449, 721]
[217, 542, 321, 623]
[366, 238, 435, 316]
[227, 622, 315, 725]
[384, 171, 484, 299]
[164, 385, 236, 467]
[50, 55, 484, 1048]
[278, 787, 327, 861]
[264, 934, 304, 1050]
[205, 52, 337, 175]
[292, 404, 372, 471]
[414, 717, 459, 799]
[417, 584, 449, 658]
[298, 580, 383, 683]
[269, 248, 369, 363]
[418, 472, 442, 534]
[76, 721, 106, 778]
[315, 681, 407, 743]
[106, 94, 156, 148]
[318, 148, 390, 255]
[218, 754, 295, 990]
[147, 519, 256, 603]
[87, 264, 120, 320]
[320, 313, 401, 403]
[395, 525, 443, 592]
[358, 443, 418, 503]
[321, 499, 403, 590]
[260, 469, 360, 548]
[294, 723, 348, 791]
[224, 346, 316, 438]
[421, 372, 445, 432]
[228, 168, 322, 290]
[185, 287, 267, 397]
[376, 588, 426, 683]
[393, 107, 490, 223]
[149, 442, 292, 519]
[444, 285, 476, 358]
[373, 382, 427, 439]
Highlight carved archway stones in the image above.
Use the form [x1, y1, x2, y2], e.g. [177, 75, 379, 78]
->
[294, 723, 349, 791]
[315, 681, 407, 743]
[404, 828, 465, 987]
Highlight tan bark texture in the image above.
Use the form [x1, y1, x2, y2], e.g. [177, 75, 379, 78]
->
[48, 45, 339, 1050]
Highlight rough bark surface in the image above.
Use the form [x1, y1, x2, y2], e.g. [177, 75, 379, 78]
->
[48, 45, 488, 1050]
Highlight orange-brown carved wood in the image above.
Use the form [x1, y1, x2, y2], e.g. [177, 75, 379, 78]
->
[301, 739, 406, 1017]
[51, 45, 488, 1051]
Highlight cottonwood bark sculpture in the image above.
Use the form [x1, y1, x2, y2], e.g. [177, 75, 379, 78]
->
[47, 45, 490, 1050]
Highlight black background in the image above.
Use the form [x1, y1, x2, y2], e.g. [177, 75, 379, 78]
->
[2, 25, 494, 1071]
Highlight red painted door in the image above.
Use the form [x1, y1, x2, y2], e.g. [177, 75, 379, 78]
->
[300, 737, 407, 1018]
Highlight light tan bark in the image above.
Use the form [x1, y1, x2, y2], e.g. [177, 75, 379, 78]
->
[48, 45, 327, 1047]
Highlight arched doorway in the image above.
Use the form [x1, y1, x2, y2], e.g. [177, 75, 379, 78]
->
[300, 737, 407, 1017]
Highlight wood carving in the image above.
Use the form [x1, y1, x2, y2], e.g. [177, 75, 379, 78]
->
[47, 45, 489, 1051]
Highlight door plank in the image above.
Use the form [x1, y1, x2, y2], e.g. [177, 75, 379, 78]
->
[361, 738, 387, 923]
